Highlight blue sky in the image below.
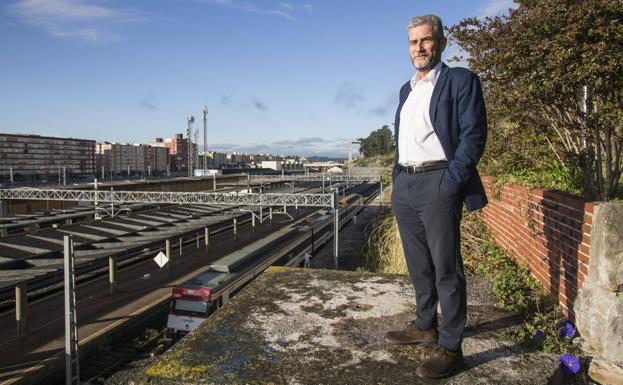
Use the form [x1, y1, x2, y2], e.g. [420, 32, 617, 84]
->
[0, 0, 513, 157]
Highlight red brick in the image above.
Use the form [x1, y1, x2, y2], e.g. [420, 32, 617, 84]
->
[579, 243, 590, 255]
[584, 202, 596, 213]
[564, 195, 586, 211]
[583, 214, 592, 225]
[582, 223, 592, 235]
[578, 270, 587, 284]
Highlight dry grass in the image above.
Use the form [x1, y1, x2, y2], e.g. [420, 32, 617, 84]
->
[360, 208, 488, 274]
[360, 211, 407, 274]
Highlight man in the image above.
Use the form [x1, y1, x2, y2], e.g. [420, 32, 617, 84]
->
[385, 14, 488, 379]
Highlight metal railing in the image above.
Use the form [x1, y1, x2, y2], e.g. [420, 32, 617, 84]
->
[0, 188, 334, 208]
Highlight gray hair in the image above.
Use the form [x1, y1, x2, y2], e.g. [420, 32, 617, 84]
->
[407, 14, 444, 40]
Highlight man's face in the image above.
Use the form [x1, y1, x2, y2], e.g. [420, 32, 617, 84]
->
[408, 24, 446, 71]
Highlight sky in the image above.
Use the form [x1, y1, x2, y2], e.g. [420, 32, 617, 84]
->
[0, 0, 514, 158]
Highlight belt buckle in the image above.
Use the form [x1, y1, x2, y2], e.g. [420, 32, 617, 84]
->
[410, 165, 425, 174]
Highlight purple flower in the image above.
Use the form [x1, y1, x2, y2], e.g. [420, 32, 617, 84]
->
[560, 354, 580, 375]
[558, 321, 576, 340]
[533, 330, 545, 341]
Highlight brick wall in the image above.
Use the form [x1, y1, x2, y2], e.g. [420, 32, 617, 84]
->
[481, 176, 595, 318]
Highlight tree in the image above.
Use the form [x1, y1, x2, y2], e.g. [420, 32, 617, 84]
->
[359, 125, 395, 158]
[448, 0, 623, 200]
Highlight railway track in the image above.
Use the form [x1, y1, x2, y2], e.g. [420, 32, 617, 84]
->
[0, 181, 380, 385]
[0, 183, 332, 311]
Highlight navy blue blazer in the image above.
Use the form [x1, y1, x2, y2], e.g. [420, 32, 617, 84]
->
[393, 63, 488, 212]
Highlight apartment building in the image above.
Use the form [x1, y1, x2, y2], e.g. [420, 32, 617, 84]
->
[97, 142, 169, 176]
[0, 133, 95, 183]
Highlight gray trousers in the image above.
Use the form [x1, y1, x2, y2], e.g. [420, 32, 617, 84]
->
[391, 168, 466, 351]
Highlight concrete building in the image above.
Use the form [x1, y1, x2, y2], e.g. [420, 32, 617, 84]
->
[154, 134, 196, 174]
[145, 146, 169, 176]
[260, 159, 304, 171]
[0, 133, 95, 184]
[97, 143, 169, 177]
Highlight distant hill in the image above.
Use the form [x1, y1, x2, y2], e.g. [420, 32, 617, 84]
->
[306, 156, 347, 162]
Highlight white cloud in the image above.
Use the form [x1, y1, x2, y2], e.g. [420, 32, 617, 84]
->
[192, 0, 299, 21]
[212, 137, 350, 158]
[335, 82, 365, 109]
[8, 0, 143, 42]
[139, 94, 157, 110]
[241, 97, 270, 111]
[368, 92, 398, 117]
[10, 0, 115, 20]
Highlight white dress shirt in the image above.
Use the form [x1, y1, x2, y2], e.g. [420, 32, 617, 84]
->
[398, 62, 447, 166]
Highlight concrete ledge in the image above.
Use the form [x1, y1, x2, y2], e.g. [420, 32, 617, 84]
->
[136, 267, 560, 385]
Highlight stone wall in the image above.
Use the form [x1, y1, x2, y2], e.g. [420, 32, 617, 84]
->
[481, 176, 594, 318]
[574, 203, 623, 380]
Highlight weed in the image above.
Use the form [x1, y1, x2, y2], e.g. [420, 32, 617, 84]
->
[513, 312, 571, 354]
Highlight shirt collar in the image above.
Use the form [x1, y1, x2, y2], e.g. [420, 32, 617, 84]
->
[410, 61, 443, 89]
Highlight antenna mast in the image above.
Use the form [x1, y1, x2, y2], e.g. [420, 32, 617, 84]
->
[203, 106, 208, 175]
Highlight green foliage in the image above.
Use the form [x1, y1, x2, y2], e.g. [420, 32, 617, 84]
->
[475, 244, 537, 313]
[513, 312, 570, 354]
[359, 125, 395, 158]
[491, 161, 583, 197]
[351, 153, 394, 186]
[448, 0, 623, 201]
[476, 119, 584, 196]
[464, 219, 572, 354]
[352, 154, 394, 168]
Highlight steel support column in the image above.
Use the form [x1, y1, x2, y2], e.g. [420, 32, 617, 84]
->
[16, 283, 28, 336]
[64, 236, 80, 385]
[204, 225, 210, 247]
[166, 239, 172, 270]
[0, 200, 8, 217]
[108, 257, 117, 295]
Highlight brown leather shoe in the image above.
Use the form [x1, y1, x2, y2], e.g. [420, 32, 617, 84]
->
[416, 345, 464, 379]
[385, 321, 438, 345]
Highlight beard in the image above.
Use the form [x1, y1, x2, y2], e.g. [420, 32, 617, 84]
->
[412, 53, 437, 71]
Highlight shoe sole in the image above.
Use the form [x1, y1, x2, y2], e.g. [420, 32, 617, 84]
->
[384, 337, 438, 345]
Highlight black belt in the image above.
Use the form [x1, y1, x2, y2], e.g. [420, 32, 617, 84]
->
[398, 161, 448, 174]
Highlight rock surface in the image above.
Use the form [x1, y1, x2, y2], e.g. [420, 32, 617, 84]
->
[588, 357, 623, 385]
[574, 283, 623, 367]
[135, 268, 561, 385]
[588, 203, 623, 292]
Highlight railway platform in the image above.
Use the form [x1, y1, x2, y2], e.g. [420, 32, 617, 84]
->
[135, 267, 568, 385]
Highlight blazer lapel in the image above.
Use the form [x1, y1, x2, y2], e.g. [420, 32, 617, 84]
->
[429, 63, 449, 127]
